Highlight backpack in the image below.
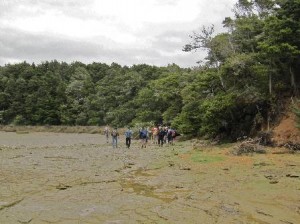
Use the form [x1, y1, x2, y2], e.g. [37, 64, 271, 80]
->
[140, 130, 147, 138]
[158, 129, 165, 137]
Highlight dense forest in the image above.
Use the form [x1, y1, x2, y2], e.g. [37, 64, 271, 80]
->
[0, 0, 299, 140]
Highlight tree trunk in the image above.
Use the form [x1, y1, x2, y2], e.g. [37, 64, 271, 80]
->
[290, 65, 297, 95]
[213, 57, 226, 91]
[228, 36, 236, 54]
[269, 73, 272, 95]
[267, 111, 270, 131]
[217, 64, 226, 91]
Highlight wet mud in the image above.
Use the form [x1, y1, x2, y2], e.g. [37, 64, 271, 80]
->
[0, 131, 299, 223]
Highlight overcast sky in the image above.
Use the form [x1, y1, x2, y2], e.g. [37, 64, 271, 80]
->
[0, 0, 237, 67]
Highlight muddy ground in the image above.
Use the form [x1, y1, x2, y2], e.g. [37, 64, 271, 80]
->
[0, 131, 299, 224]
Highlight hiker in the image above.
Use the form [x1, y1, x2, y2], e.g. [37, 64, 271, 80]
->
[111, 128, 119, 148]
[163, 126, 168, 144]
[104, 125, 110, 143]
[139, 127, 148, 148]
[172, 129, 178, 141]
[152, 126, 158, 144]
[147, 127, 152, 143]
[158, 126, 166, 147]
[167, 127, 175, 145]
[125, 127, 133, 149]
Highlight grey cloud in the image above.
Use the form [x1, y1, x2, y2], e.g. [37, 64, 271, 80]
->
[5, 0, 94, 9]
[151, 30, 191, 52]
[1, 28, 98, 58]
[0, 0, 107, 22]
[31, 0, 93, 8]
[35, 0, 112, 21]
[0, 0, 232, 67]
[0, 27, 200, 67]
[1, 26, 201, 67]
[0, 27, 119, 64]
[154, 0, 181, 6]
[131, 20, 200, 61]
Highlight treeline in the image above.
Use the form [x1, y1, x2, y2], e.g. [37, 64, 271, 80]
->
[0, 0, 299, 140]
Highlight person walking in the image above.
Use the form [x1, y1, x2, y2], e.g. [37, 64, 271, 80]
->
[125, 127, 133, 149]
[167, 127, 174, 145]
[111, 128, 119, 148]
[158, 126, 166, 147]
[152, 126, 158, 144]
[139, 127, 148, 148]
[104, 125, 110, 143]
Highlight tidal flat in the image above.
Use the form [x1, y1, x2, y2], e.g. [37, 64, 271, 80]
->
[0, 131, 299, 223]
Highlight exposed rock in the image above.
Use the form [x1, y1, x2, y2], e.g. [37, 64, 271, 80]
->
[256, 209, 273, 217]
[264, 174, 276, 180]
[168, 161, 175, 167]
[254, 162, 270, 167]
[56, 183, 72, 190]
[286, 174, 299, 178]
[179, 165, 191, 170]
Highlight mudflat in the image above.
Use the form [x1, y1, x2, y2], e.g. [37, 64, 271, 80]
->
[0, 131, 299, 224]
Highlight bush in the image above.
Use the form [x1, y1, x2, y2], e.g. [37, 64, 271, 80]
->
[12, 115, 26, 125]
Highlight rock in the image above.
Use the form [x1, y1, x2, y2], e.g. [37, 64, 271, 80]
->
[286, 174, 299, 178]
[17, 215, 33, 224]
[56, 184, 71, 190]
[256, 209, 273, 217]
[168, 161, 175, 167]
[286, 164, 296, 166]
[269, 180, 278, 184]
[264, 174, 275, 180]
[179, 165, 191, 170]
[279, 220, 294, 224]
[221, 204, 239, 215]
[254, 162, 270, 167]
[124, 165, 132, 169]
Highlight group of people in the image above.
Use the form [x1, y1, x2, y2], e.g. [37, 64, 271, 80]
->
[103, 125, 177, 149]
[139, 125, 177, 147]
[104, 126, 133, 148]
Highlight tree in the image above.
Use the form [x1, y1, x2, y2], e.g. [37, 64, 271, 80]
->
[183, 25, 233, 89]
[63, 66, 93, 125]
[258, 0, 300, 95]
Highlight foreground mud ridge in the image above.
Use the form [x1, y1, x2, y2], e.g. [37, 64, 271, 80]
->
[0, 131, 299, 224]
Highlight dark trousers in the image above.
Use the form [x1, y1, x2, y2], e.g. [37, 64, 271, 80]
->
[126, 137, 131, 148]
[158, 136, 164, 146]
